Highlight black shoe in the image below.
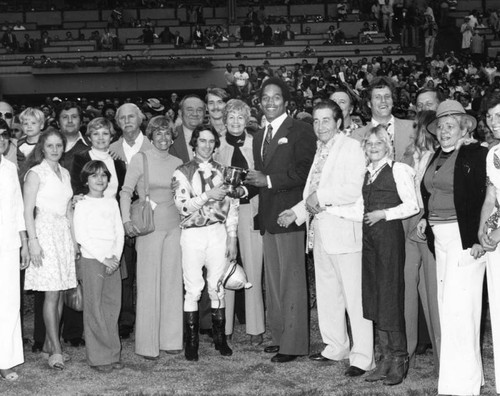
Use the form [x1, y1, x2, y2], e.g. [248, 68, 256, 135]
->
[308, 353, 333, 362]
[415, 343, 432, 355]
[199, 328, 213, 338]
[32, 341, 44, 353]
[211, 308, 233, 357]
[345, 366, 366, 377]
[365, 358, 392, 382]
[119, 326, 133, 339]
[264, 345, 279, 353]
[271, 353, 297, 363]
[65, 337, 85, 347]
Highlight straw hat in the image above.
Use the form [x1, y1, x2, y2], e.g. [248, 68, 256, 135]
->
[426, 100, 477, 135]
[146, 98, 165, 112]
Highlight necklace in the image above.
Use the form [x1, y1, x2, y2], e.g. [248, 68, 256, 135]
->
[367, 162, 387, 185]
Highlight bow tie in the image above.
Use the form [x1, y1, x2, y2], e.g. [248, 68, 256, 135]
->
[198, 162, 213, 178]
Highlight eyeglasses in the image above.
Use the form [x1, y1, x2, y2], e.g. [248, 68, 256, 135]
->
[0, 112, 13, 119]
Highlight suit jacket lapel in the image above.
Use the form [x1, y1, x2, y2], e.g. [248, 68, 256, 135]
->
[264, 116, 292, 167]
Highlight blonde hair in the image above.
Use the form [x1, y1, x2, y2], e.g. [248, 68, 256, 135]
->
[19, 107, 45, 127]
[362, 124, 393, 161]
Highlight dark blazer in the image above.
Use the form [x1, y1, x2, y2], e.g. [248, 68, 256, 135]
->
[70, 149, 127, 199]
[169, 125, 191, 163]
[421, 142, 487, 250]
[252, 116, 316, 235]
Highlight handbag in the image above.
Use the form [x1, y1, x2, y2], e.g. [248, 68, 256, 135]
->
[130, 152, 155, 236]
[63, 282, 83, 311]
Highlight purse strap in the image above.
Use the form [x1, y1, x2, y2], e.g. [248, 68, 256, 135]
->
[139, 152, 150, 199]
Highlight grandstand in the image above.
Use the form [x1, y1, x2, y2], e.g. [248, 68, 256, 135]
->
[0, 0, 498, 100]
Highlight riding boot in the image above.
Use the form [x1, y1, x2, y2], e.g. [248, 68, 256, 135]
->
[184, 311, 199, 361]
[211, 308, 233, 356]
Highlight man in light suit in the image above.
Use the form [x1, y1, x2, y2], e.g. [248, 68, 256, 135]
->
[246, 77, 316, 363]
[110, 103, 152, 339]
[351, 76, 413, 161]
[278, 100, 374, 376]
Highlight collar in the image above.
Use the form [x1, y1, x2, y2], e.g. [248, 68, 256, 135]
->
[264, 112, 288, 133]
[317, 133, 339, 151]
[371, 115, 395, 128]
[123, 132, 144, 147]
[367, 157, 392, 175]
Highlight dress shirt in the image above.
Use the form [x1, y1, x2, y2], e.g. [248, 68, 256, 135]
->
[65, 132, 88, 153]
[74, 195, 124, 263]
[260, 112, 288, 189]
[122, 132, 144, 164]
[371, 115, 395, 142]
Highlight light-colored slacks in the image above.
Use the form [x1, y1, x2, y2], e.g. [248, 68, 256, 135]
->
[433, 222, 485, 396]
[181, 222, 227, 312]
[225, 203, 265, 336]
[0, 248, 23, 370]
[135, 225, 183, 356]
[486, 248, 500, 393]
[314, 224, 375, 371]
[80, 257, 121, 366]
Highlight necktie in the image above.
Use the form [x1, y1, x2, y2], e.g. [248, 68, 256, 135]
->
[262, 124, 273, 162]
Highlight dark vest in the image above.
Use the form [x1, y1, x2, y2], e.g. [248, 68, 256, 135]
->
[362, 163, 401, 213]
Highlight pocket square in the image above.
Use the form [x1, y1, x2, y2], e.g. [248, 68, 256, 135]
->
[278, 137, 288, 145]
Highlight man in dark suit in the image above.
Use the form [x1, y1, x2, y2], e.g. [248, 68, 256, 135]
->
[246, 77, 316, 363]
[169, 95, 205, 164]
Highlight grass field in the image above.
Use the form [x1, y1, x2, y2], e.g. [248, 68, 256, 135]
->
[0, 297, 497, 395]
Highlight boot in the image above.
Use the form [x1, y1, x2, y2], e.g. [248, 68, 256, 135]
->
[383, 356, 409, 386]
[184, 311, 199, 361]
[211, 308, 233, 356]
[364, 357, 392, 382]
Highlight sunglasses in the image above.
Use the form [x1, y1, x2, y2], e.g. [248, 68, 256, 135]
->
[0, 112, 13, 119]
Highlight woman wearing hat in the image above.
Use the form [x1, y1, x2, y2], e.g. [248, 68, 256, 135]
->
[478, 90, 500, 394]
[417, 100, 487, 396]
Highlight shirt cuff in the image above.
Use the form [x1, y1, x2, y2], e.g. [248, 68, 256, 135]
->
[267, 175, 272, 189]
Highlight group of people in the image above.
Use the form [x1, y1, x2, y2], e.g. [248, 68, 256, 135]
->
[2, 68, 500, 395]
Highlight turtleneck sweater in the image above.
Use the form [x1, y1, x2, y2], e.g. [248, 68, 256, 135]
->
[120, 146, 182, 228]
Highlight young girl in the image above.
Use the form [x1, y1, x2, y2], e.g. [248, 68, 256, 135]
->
[73, 160, 124, 373]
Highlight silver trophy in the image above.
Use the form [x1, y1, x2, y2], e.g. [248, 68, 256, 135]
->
[222, 166, 248, 196]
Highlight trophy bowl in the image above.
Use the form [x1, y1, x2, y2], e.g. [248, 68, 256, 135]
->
[223, 166, 248, 194]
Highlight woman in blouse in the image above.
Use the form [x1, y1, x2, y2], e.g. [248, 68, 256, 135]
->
[417, 100, 487, 396]
[120, 115, 183, 359]
[478, 90, 500, 394]
[214, 99, 265, 345]
[23, 128, 77, 370]
[362, 125, 418, 386]
[0, 121, 28, 381]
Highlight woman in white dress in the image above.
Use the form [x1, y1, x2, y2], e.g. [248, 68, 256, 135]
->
[23, 128, 77, 370]
[0, 120, 29, 381]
